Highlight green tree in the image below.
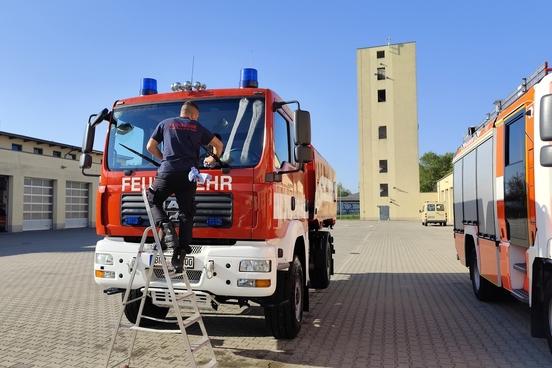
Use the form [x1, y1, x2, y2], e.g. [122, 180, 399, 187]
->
[419, 152, 453, 192]
[337, 182, 351, 197]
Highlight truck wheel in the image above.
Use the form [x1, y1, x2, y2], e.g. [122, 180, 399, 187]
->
[123, 289, 169, 327]
[545, 285, 552, 352]
[469, 248, 498, 301]
[265, 256, 304, 339]
[311, 233, 331, 289]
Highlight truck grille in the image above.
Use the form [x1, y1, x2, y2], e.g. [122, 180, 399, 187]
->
[153, 269, 203, 283]
[121, 194, 232, 228]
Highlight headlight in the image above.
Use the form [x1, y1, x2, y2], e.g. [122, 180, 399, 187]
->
[95, 253, 113, 265]
[239, 260, 271, 272]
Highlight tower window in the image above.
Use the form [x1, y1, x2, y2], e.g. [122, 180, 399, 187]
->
[380, 184, 389, 197]
[378, 89, 386, 102]
[378, 126, 387, 139]
[377, 50, 385, 59]
[379, 160, 388, 173]
[377, 67, 386, 80]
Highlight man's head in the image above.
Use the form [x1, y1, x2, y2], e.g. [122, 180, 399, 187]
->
[180, 101, 200, 120]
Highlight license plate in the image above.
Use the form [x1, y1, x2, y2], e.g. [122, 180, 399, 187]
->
[155, 255, 194, 269]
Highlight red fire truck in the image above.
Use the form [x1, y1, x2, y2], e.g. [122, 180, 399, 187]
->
[453, 63, 552, 349]
[80, 69, 337, 339]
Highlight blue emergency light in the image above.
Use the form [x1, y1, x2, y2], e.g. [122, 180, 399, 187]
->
[206, 217, 223, 227]
[240, 68, 258, 88]
[124, 216, 143, 226]
[140, 78, 158, 95]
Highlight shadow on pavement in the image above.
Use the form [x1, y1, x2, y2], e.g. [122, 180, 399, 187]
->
[0, 228, 101, 257]
[198, 272, 552, 368]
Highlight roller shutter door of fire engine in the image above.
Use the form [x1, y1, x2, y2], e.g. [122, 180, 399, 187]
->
[23, 178, 53, 231]
[462, 150, 478, 224]
[65, 181, 89, 228]
[453, 160, 463, 230]
[476, 138, 496, 237]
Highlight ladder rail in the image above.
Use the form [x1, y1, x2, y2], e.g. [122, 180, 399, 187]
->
[105, 223, 155, 368]
[104, 188, 217, 368]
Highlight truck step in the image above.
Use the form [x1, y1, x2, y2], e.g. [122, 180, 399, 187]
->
[513, 263, 527, 273]
[511, 289, 529, 303]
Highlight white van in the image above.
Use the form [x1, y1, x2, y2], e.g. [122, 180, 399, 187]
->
[420, 202, 447, 226]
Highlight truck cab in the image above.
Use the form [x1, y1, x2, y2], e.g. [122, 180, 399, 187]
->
[80, 71, 336, 339]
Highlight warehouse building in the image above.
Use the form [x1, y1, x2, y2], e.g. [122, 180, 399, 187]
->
[437, 172, 454, 224]
[0, 131, 102, 232]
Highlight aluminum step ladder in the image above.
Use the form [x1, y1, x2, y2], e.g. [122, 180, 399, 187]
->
[104, 188, 217, 368]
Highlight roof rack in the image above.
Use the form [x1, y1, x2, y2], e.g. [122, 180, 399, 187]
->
[466, 62, 550, 140]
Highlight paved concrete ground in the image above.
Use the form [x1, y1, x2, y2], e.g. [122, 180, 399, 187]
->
[1, 221, 552, 367]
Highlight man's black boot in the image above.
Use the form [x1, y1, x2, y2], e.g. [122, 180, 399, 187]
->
[161, 222, 178, 250]
[171, 248, 184, 274]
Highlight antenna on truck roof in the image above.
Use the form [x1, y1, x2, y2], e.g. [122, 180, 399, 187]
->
[190, 56, 195, 85]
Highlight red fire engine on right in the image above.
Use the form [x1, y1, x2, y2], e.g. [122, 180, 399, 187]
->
[453, 63, 552, 350]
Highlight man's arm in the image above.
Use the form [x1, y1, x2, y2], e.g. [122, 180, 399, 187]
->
[208, 136, 224, 157]
[146, 138, 163, 160]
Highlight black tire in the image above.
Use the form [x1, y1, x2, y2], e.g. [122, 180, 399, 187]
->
[311, 233, 331, 289]
[123, 289, 170, 327]
[469, 248, 498, 301]
[545, 284, 552, 352]
[265, 256, 304, 339]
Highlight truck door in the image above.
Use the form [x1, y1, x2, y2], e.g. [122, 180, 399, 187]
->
[272, 111, 306, 234]
[504, 111, 529, 247]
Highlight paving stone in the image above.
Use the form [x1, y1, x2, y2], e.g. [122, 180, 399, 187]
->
[1, 223, 552, 367]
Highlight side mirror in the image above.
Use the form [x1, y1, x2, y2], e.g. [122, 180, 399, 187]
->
[295, 145, 314, 164]
[82, 121, 96, 154]
[540, 145, 552, 167]
[540, 94, 552, 141]
[294, 109, 311, 146]
[79, 153, 93, 169]
[82, 108, 109, 153]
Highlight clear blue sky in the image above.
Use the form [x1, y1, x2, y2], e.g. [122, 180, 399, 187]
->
[0, 0, 550, 191]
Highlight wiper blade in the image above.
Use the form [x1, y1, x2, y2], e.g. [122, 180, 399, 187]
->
[119, 143, 160, 167]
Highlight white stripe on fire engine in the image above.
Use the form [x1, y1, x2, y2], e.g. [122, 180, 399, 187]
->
[496, 176, 504, 200]
[273, 193, 308, 220]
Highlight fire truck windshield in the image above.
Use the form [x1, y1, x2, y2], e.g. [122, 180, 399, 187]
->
[107, 97, 265, 171]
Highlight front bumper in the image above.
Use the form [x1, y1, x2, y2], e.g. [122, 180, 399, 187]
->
[94, 237, 277, 297]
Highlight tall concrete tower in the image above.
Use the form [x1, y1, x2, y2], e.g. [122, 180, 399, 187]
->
[357, 42, 422, 220]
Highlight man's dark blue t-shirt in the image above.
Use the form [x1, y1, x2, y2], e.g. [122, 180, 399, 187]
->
[150, 117, 214, 173]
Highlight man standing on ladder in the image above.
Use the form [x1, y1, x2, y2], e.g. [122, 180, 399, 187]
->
[146, 101, 224, 273]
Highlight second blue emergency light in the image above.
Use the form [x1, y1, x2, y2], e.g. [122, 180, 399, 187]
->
[240, 68, 258, 88]
[141, 78, 158, 95]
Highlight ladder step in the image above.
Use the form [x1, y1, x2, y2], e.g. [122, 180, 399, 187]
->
[130, 325, 182, 334]
[122, 295, 145, 306]
[198, 359, 218, 368]
[191, 336, 211, 353]
[513, 263, 527, 272]
[182, 313, 202, 328]
[512, 288, 529, 303]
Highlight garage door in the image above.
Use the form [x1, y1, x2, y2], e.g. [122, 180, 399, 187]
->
[65, 181, 89, 228]
[23, 177, 53, 231]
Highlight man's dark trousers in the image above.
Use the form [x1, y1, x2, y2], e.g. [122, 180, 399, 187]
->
[147, 171, 196, 252]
